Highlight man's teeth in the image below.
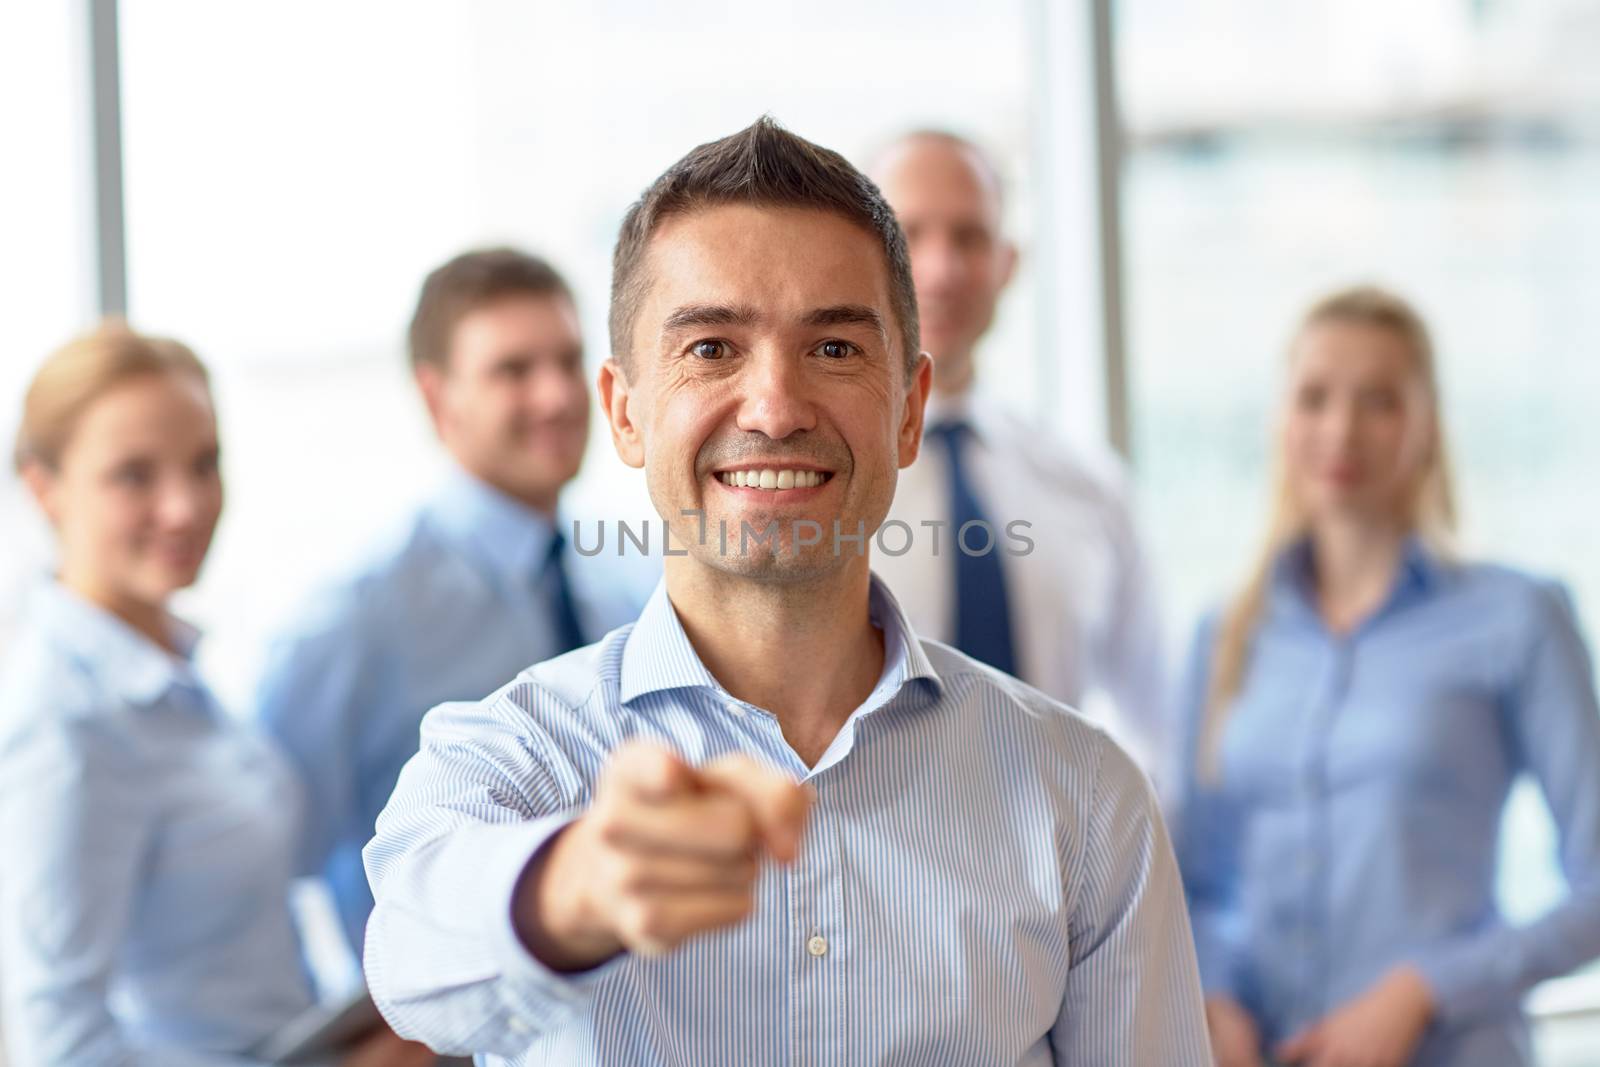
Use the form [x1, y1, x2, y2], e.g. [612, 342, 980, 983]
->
[718, 469, 828, 490]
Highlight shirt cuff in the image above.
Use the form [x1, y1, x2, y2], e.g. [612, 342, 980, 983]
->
[1410, 932, 1518, 1024]
[1189, 916, 1244, 1001]
[487, 812, 628, 1030]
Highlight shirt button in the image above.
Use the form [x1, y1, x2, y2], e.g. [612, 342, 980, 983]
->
[806, 934, 828, 957]
[508, 1016, 530, 1035]
[725, 701, 747, 717]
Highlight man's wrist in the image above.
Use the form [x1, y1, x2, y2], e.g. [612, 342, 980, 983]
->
[512, 819, 622, 973]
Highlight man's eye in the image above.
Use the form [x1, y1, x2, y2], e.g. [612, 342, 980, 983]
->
[692, 340, 726, 360]
[817, 340, 855, 359]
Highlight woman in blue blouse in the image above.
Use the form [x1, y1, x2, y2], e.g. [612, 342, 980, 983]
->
[1175, 286, 1600, 1067]
[0, 323, 430, 1066]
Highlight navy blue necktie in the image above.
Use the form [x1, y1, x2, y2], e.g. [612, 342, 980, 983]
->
[926, 420, 1018, 677]
[544, 530, 587, 655]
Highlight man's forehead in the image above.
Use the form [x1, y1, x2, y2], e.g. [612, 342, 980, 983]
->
[641, 205, 895, 327]
[659, 300, 889, 343]
[875, 137, 1002, 220]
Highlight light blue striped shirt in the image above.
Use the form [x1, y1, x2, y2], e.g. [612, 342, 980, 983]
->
[364, 575, 1210, 1065]
[255, 464, 647, 951]
[0, 582, 314, 1066]
[1173, 538, 1600, 1066]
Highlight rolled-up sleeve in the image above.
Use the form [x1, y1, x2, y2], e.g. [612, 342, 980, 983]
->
[361, 694, 622, 1056]
[1050, 735, 1212, 1064]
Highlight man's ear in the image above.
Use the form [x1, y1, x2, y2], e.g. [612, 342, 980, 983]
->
[998, 239, 1019, 292]
[597, 358, 645, 469]
[897, 353, 934, 469]
[414, 362, 448, 437]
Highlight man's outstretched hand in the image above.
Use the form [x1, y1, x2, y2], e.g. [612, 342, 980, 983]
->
[515, 739, 812, 971]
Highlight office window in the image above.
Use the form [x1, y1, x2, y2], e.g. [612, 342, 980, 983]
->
[1118, 0, 1600, 1039]
[0, 4, 99, 649]
[115, 0, 1042, 703]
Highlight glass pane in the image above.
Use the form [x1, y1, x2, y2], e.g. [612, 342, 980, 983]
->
[0, 3, 98, 649]
[1119, 0, 1600, 1044]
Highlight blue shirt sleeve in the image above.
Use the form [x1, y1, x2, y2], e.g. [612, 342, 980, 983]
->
[1049, 734, 1213, 1064]
[253, 591, 385, 939]
[1413, 580, 1600, 1021]
[361, 694, 620, 1056]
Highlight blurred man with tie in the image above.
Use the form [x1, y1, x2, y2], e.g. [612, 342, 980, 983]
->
[255, 248, 642, 955]
[871, 131, 1167, 771]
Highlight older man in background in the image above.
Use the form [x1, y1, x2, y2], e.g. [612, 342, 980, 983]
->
[870, 131, 1168, 773]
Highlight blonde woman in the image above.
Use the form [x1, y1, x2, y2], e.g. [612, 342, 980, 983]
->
[0, 323, 430, 1065]
[1173, 287, 1600, 1067]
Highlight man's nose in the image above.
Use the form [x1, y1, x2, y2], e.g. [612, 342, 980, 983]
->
[911, 235, 965, 293]
[735, 349, 817, 441]
[523, 365, 588, 419]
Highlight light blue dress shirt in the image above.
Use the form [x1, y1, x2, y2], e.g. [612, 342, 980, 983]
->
[362, 574, 1211, 1065]
[1173, 538, 1600, 1066]
[254, 465, 646, 953]
[0, 582, 314, 1066]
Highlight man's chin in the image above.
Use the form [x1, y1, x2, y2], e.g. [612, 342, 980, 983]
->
[494, 465, 579, 507]
[689, 542, 852, 586]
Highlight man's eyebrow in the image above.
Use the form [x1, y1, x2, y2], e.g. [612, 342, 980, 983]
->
[802, 304, 888, 340]
[661, 303, 761, 333]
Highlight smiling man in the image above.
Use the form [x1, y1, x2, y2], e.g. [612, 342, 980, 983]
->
[362, 119, 1209, 1065]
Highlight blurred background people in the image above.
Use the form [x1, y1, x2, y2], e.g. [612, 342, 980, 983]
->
[869, 130, 1167, 770]
[0, 323, 429, 1066]
[253, 248, 645, 957]
[3, 3, 1598, 1060]
[1172, 287, 1600, 1067]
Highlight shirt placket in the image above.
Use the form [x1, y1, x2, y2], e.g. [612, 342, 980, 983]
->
[786, 771, 846, 1067]
[1294, 629, 1353, 1025]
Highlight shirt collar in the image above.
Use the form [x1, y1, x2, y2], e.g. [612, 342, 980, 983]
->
[924, 391, 1011, 451]
[427, 462, 559, 590]
[31, 580, 202, 708]
[1269, 533, 1445, 617]
[619, 573, 943, 709]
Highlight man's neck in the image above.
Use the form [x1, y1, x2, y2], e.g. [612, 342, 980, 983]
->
[931, 362, 976, 401]
[663, 555, 885, 767]
[452, 457, 559, 522]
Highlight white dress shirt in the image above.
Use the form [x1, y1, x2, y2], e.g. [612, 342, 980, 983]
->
[362, 576, 1210, 1065]
[874, 392, 1167, 772]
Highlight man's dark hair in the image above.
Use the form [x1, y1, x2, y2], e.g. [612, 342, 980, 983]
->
[608, 116, 920, 377]
[409, 247, 573, 371]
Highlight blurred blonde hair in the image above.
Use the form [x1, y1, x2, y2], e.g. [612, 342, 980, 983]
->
[1199, 286, 1458, 775]
[13, 319, 210, 474]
